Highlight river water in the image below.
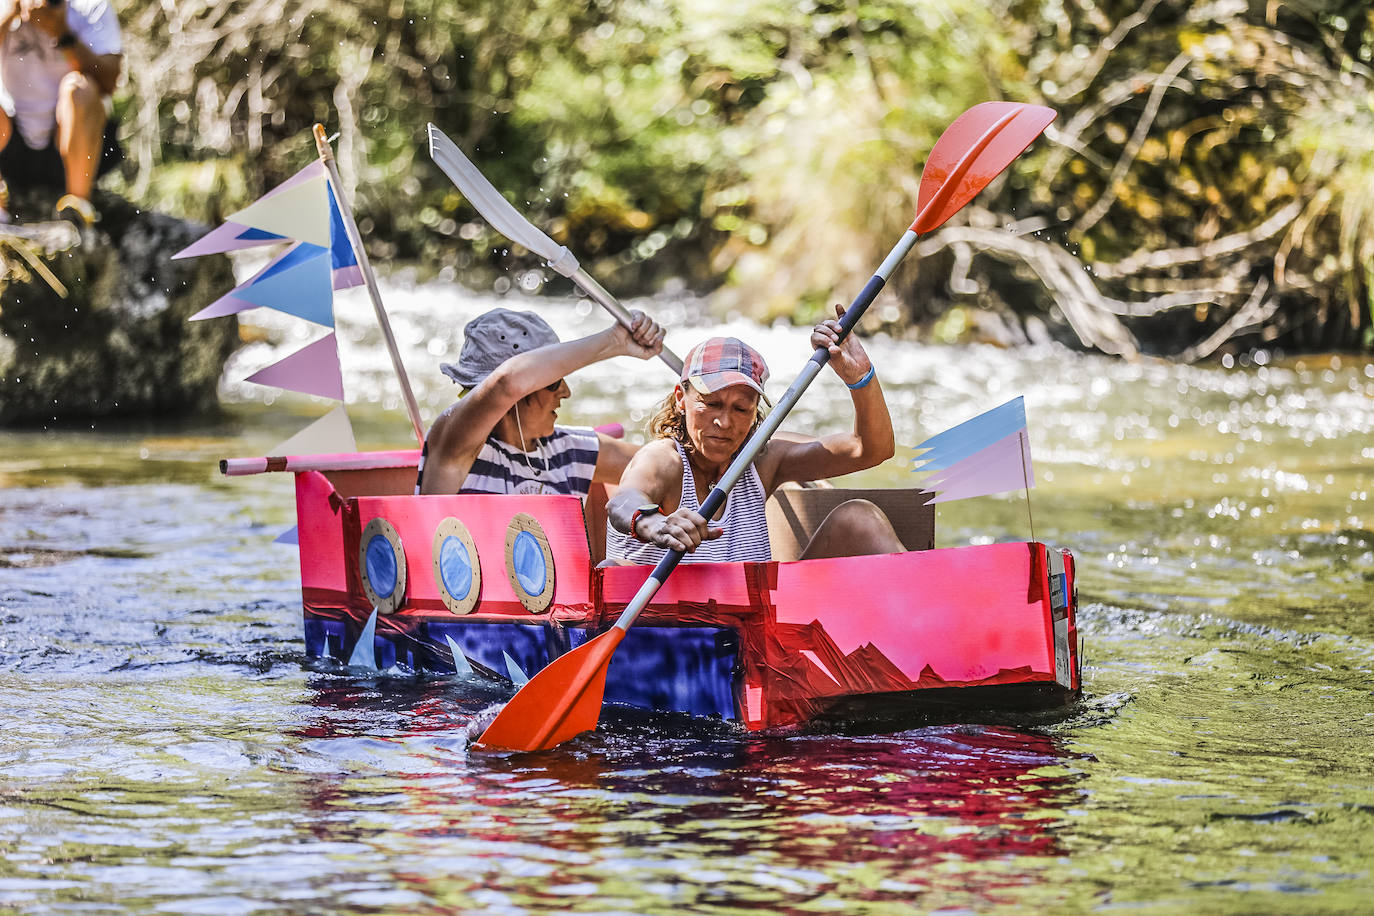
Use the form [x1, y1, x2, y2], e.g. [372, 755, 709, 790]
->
[2, 276, 1372, 913]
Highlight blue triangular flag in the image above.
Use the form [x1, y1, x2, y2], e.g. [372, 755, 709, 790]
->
[233, 246, 335, 327]
[327, 184, 363, 290]
[911, 397, 1027, 472]
[236, 227, 287, 242]
[911, 397, 1035, 503]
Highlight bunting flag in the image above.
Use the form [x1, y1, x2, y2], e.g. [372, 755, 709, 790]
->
[174, 159, 362, 290]
[182, 143, 362, 460]
[270, 404, 357, 456]
[230, 243, 335, 327]
[188, 241, 320, 321]
[326, 184, 363, 290]
[172, 161, 323, 259]
[245, 333, 345, 400]
[910, 396, 1034, 503]
[171, 220, 285, 260]
[226, 172, 332, 247]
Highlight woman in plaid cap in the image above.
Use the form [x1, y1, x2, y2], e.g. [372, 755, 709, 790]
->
[417, 307, 664, 497]
[605, 305, 904, 564]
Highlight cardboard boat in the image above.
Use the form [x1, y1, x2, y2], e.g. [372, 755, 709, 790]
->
[233, 449, 1080, 732]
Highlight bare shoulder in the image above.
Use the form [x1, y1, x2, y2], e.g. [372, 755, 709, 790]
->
[621, 437, 682, 485]
[755, 431, 815, 490]
[426, 401, 486, 463]
[631, 437, 682, 471]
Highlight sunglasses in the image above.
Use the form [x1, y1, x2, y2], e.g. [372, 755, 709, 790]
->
[544, 378, 565, 393]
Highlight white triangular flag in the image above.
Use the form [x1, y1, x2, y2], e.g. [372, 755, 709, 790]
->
[226, 174, 331, 247]
[270, 404, 356, 457]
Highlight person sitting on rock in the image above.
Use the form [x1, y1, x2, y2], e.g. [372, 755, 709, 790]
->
[417, 307, 665, 497]
[604, 311, 905, 565]
[0, 0, 123, 226]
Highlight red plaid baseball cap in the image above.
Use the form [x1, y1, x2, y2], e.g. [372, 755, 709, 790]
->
[681, 337, 770, 400]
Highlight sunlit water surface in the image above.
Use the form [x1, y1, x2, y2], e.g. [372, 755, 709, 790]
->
[2, 277, 1372, 913]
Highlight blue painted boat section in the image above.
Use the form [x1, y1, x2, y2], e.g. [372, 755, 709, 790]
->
[425, 620, 553, 679]
[306, 616, 739, 719]
[598, 626, 740, 720]
[304, 618, 347, 659]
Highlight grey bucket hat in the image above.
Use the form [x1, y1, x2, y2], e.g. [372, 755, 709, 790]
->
[440, 308, 561, 389]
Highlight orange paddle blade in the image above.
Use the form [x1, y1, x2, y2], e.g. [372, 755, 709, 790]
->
[475, 627, 626, 751]
[913, 102, 1055, 234]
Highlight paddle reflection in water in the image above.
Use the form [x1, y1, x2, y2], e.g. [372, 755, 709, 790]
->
[291, 677, 1079, 911]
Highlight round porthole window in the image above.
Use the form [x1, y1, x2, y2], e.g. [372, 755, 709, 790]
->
[433, 517, 481, 615]
[504, 512, 555, 613]
[359, 517, 406, 614]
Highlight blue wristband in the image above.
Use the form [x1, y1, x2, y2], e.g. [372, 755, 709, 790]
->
[846, 365, 876, 390]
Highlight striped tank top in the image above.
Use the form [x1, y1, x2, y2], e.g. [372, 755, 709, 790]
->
[606, 439, 772, 564]
[414, 425, 599, 498]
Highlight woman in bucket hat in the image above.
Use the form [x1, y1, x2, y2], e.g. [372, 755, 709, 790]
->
[417, 307, 664, 497]
[604, 305, 903, 564]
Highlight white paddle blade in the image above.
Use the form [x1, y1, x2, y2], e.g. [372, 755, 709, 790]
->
[426, 124, 580, 276]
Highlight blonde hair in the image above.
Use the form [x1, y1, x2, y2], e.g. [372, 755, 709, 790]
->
[647, 384, 765, 449]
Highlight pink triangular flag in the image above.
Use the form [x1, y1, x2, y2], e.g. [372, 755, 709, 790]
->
[924, 430, 1035, 503]
[244, 333, 345, 400]
[172, 221, 282, 260]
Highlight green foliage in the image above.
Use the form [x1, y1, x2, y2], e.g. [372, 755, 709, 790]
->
[105, 0, 1374, 356]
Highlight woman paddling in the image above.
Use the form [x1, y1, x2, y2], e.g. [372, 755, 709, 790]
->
[605, 306, 904, 563]
[417, 307, 664, 496]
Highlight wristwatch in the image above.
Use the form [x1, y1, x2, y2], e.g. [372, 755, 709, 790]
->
[629, 504, 659, 542]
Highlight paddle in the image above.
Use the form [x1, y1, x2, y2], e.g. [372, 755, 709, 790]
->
[427, 124, 685, 375]
[476, 101, 1056, 752]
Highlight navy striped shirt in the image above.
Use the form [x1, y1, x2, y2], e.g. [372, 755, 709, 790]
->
[415, 426, 600, 498]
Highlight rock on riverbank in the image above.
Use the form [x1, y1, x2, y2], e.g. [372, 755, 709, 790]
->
[0, 191, 239, 426]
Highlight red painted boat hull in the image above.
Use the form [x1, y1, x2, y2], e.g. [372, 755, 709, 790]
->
[287, 452, 1080, 731]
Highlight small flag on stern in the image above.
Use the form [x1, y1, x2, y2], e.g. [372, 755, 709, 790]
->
[910, 396, 1034, 503]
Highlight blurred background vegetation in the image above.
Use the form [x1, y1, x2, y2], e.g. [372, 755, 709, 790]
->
[106, 0, 1373, 360]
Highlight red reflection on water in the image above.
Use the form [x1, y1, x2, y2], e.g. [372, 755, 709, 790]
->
[297, 683, 1080, 909]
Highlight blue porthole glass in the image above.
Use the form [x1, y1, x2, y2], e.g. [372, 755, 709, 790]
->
[511, 530, 547, 596]
[438, 535, 473, 600]
[364, 533, 397, 598]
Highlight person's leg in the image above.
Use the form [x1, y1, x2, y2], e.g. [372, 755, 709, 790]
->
[797, 498, 906, 560]
[0, 108, 11, 222]
[54, 72, 104, 201]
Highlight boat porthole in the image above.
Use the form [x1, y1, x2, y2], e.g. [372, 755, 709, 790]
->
[359, 517, 406, 614]
[504, 512, 555, 613]
[433, 517, 481, 615]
